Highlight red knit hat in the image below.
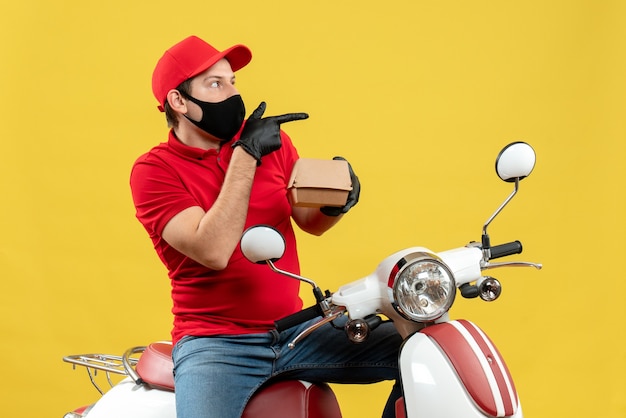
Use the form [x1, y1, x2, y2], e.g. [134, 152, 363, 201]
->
[151, 36, 252, 111]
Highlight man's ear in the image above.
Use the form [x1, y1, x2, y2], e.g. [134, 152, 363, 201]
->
[166, 89, 187, 113]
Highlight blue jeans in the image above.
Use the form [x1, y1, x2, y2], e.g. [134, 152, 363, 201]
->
[172, 316, 402, 418]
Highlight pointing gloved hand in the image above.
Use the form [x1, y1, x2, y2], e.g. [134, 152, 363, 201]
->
[320, 156, 361, 217]
[233, 102, 309, 165]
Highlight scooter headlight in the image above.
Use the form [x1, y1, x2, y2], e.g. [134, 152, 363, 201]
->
[388, 252, 456, 322]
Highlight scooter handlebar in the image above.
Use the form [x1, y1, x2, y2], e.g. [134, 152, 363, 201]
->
[490, 240, 523, 259]
[275, 305, 322, 332]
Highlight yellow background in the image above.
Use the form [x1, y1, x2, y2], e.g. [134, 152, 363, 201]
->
[1, 1, 624, 417]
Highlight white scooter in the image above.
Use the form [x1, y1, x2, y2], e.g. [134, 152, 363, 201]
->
[63, 141, 541, 418]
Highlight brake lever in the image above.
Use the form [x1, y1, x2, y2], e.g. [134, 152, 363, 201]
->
[482, 261, 543, 270]
[287, 307, 346, 349]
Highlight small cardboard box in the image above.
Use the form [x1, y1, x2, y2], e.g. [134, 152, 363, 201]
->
[287, 158, 352, 208]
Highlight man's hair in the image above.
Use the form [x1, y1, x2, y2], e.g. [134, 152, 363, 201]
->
[164, 79, 193, 128]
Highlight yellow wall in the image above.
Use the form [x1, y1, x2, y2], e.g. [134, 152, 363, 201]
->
[1, 1, 624, 417]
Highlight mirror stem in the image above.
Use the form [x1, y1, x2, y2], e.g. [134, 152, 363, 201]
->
[266, 260, 325, 302]
[482, 177, 520, 237]
[481, 177, 520, 261]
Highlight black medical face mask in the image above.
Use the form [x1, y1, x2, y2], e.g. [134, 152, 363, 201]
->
[181, 92, 246, 141]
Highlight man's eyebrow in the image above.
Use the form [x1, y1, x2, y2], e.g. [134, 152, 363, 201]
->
[202, 74, 236, 82]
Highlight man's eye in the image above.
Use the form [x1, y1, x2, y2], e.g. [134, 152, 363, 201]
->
[210, 81, 220, 88]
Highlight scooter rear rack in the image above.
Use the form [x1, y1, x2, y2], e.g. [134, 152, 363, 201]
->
[64, 352, 140, 394]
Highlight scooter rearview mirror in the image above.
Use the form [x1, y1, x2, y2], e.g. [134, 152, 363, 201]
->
[495, 142, 536, 182]
[482, 141, 537, 254]
[241, 225, 325, 302]
[240, 225, 286, 264]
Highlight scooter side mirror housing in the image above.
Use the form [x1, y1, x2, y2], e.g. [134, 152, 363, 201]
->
[495, 142, 536, 182]
[241, 225, 286, 264]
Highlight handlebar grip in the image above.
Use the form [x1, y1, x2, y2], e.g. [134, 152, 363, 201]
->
[490, 241, 523, 259]
[275, 305, 322, 332]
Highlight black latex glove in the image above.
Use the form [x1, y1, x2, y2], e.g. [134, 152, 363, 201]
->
[320, 156, 361, 217]
[233, 102, 309, 165]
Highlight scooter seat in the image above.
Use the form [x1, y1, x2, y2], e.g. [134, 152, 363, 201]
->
[135, 341, 175, 391]
[136, 342, 342, 418]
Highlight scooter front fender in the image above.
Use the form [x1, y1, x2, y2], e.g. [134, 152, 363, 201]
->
[399, 320, 522, 418]
[83, 377, 176, 418]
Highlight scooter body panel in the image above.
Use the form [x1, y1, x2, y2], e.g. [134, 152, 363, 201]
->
[83, 377, 176, 418]
[399, 320, 522, 418]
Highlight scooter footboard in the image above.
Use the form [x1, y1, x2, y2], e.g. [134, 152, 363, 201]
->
[399, 320, 521, 418]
